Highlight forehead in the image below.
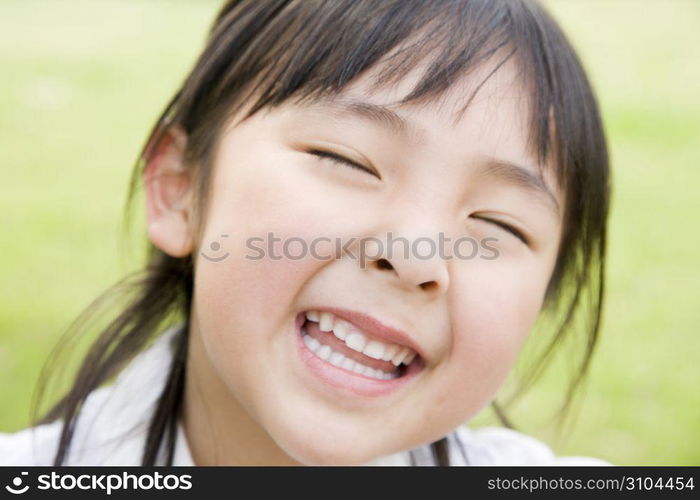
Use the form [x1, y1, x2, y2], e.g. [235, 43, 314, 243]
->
[298, 55, 531, 155]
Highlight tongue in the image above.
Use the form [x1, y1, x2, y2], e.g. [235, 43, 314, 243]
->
[303, 320, 399, 373]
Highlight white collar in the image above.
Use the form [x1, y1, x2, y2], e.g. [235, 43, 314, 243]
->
[172, 418, 410, 466]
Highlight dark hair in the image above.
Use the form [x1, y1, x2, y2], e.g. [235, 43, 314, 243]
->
[32, 0, 609, 466]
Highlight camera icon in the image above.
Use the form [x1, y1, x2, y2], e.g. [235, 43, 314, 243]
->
[5, 471, 29, 494]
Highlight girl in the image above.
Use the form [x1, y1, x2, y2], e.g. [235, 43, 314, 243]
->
[1, 0, 610, 466]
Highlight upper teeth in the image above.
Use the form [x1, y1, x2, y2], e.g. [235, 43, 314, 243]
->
[306, 311, 417, 366]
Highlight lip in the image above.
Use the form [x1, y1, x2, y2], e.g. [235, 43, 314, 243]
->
[309, 306, 426, 362]
[294, 312, 424, 398]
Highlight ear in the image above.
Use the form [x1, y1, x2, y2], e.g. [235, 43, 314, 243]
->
[144, 125, 194, 258]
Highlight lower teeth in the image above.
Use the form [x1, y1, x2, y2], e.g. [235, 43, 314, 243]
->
[302, 330, 398, 380]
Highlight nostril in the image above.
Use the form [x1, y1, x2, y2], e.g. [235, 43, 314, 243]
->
[419, 280, 438, 292]
[376, 258, 394, 271]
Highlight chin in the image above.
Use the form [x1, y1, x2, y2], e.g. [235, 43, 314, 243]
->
[264, 415, 397, 466]
[283, 441, 386, 466]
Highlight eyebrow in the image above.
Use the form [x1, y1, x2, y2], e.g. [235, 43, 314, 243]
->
[302, 97, 560, 215]
[477, 159, 560, 215]
[305, 96, 426, 144]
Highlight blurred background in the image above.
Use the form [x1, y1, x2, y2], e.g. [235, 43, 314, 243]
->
[0, 0, 698, 465]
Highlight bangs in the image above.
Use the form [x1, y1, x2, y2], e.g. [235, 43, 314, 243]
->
[179, 0, 602, 192]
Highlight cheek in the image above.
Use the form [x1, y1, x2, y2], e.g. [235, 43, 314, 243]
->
[190, 134, 371, 374]
[194, 146, 318, 322]
[438, 259, 550, 411]
[194, 131, 391, 327]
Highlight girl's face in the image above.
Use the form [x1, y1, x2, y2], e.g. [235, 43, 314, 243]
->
[177, 59, 564, 464]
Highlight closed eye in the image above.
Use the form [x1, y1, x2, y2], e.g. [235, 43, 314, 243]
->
[308, 149, 380, 178]
[471, 215, 529, 246]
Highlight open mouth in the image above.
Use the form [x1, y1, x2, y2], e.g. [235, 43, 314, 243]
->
[298, 310, 422, 383]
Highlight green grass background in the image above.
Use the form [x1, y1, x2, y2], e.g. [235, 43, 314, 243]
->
[1, 0, 698, 465]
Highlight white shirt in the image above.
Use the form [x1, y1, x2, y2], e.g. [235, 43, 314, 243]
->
[0, 326, 609, 466]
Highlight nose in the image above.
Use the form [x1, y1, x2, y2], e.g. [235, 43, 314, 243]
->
[362, 231, 450, 297]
